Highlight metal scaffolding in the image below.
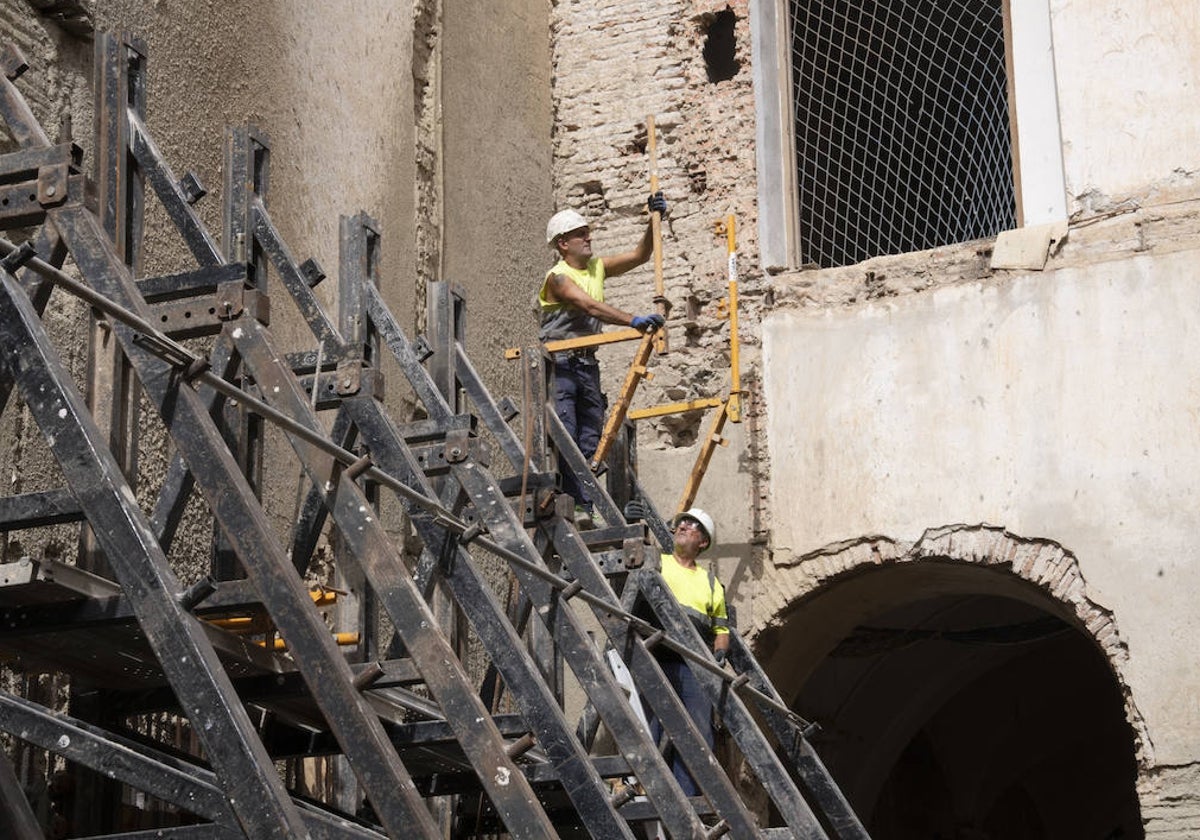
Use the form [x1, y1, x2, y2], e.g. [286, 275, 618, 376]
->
[0, 33, 868, 840]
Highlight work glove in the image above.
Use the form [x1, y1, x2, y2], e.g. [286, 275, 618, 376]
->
[647, 190, 668, 216]
[631, 313, 665, 333]
[714, 648, 728, 666]
[623, 498, 645, 522]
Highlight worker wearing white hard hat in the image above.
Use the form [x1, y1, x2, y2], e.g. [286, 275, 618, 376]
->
[537, 194, 668, 524]
[647, 506, 730, 796]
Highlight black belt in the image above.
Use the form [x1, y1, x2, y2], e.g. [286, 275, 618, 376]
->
[558, 347, 596, 359]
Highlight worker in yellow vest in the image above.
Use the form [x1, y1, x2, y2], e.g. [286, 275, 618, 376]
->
[651, 507, 729, 796]
[538, 197, 667, 524]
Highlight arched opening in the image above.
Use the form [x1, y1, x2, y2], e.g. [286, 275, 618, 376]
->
[755, 558, 1143, 839]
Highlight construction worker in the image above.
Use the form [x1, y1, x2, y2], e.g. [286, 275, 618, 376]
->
[650, 507, 729, 796]
[539, 194, 667, 523]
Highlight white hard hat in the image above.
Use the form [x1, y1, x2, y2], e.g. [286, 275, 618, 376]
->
[546, 209, 589, 245]
[673, 508, 716, 550]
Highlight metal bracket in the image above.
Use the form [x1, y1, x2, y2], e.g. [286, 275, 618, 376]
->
[444, 427, 470, 464]
[335, 360, 361, 396]
[36, 164, 67, 206]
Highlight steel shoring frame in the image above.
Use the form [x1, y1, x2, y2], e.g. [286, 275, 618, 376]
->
[0, 692, 390, 840]
[2, 227, 817, 758]
[362, 285, 708, 837]
[43, 200, 441, 837]
[228, 320, 559, 840]
[342, 396, 638, 840]
[724, 634, 870, 840]
[0, 265, 305, 836]
[535, 517, 761, 838]
[240, 211, 623, 835]
[635, 570, 830, 838]
[7, 220, 847, 837]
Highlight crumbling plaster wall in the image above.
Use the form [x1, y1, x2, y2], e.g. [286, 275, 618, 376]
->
[548, 0, 1200, 829]
[751, 1, 1200, 833]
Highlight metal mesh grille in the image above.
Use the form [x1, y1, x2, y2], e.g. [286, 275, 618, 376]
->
[790, 0, 1016, 268]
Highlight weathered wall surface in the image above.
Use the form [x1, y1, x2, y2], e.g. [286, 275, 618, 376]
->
[2, 1, 554, 557]
[547, 0, 1200, 831]
[441, 0, 554, 397]
[546, 0, 766, 606]
[1050, 0, 1199, 209]
[764, 235, 1200, 762]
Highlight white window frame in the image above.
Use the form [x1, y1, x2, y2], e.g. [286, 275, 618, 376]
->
[751, 0, 1067, 271]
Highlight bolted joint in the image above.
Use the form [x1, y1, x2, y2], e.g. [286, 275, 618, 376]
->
[335, 360, 362, 396]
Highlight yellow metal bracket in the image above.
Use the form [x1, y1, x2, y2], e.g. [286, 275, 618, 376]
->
[504, 327, 644, 361]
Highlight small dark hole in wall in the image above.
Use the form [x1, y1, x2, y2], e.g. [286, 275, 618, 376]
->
[703, 8, 740, 83]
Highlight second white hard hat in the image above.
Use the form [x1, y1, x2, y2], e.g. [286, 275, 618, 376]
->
[546, 209, 589, 246]
[673, 508, 716, 550]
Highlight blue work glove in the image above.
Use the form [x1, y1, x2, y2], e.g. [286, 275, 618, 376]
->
[647, 190, 668, 216]
[623, 498, 645, 522]
[631, 313, 665, 333]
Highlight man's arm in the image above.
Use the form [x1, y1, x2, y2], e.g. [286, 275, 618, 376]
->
[601, 192, 667, 278]
[600, 221, 654, 278]
[545, 272, 637, 326]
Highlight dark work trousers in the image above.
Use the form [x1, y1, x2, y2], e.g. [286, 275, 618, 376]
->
[552, 354, 606, 509]
[646, 655, 713, 797]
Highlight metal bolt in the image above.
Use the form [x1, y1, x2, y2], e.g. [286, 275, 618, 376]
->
[45, 185, 56, 197]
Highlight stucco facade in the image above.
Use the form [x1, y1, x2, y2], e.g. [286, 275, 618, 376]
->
[546, 0, 1200, 834]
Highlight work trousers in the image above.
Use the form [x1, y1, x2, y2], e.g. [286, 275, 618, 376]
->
[552, 354, 606, 509]
[646, 656, 713, 797]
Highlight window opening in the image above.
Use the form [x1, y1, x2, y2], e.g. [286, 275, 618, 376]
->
[789, 0, 1016, 268]
[703, 8, 740, 83]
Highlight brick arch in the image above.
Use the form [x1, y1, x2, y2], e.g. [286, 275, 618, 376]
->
[748, 523, 1152, 767]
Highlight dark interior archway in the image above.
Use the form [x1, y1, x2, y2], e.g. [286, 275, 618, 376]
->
[758, 564, 1142, 839]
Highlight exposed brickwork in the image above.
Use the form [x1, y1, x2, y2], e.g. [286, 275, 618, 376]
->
[1140, 764, 1200, 837]
[548, 0, 763, 405]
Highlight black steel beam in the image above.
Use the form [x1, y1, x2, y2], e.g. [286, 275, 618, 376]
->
[252, 204, 342, 350]
[0, 488, 83, 530]
[344, 395, 638, 840]
[136, 263, 245, 302]
[45, 200, 439, 839]
[0, 258, 311, 836]
[636, 569, 831, 837]
[128, 114, 222, 267]
[230, 320, 558, 840]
